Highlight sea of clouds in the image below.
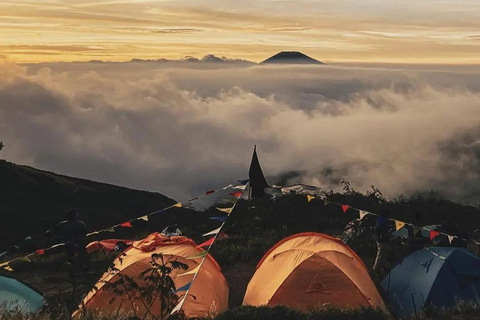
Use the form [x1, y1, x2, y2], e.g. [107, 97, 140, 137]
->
[1, 58, 480, 203]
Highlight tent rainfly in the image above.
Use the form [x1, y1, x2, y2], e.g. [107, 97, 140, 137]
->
[243, 232, 384, 311]
[381, 247, 480, 319]
[0, 274, 44, 313]
[76, 233, 228, 319]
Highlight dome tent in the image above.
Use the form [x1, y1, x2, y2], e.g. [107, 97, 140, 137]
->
[77, 233, 228, 318]
[243, 232, 384, 311]
[381, 247, 480, 319]
[0, 274, 44, 313]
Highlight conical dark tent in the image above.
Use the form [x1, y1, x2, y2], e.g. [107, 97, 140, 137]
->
[248, 146, 270, 198]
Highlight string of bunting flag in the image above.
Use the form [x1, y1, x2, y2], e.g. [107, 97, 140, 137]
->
[170, 183, 247, 315]
[305, 195, 480, 248]
[0, 180, 249, 272]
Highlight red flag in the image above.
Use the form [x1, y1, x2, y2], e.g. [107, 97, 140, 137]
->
[430, 230, 441, 241]
[120, 221, 133, 228]
[35, 249, 45, 255]
[205, 190, 215, 195]
[229, 191, 243, 198]
[342, 205, 351, 213]
[217, 231, 229, 240]
[196, 237, 215, 248]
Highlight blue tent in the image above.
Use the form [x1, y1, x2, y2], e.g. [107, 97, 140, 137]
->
[381, 247, 480, 319]
[0, 275, 44, 313]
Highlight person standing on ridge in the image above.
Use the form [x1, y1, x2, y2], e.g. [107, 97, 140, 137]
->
[55, 209, 89, 270]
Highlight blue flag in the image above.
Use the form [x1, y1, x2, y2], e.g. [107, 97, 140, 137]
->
[209, 216, 228, 222]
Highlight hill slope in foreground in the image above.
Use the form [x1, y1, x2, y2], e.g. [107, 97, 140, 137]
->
[0, 159, 176, 250]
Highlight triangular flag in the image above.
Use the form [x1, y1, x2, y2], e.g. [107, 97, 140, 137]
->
[324, 199, 330, 206]
[217, 231, 229, 240]
[172, 282, 191, 293]
[3, 266, 13, 272]
[186, 251, 208, 260]
[223, 184, 233, 190]
[178, 264, 201, 277]
[209, 216, 228, 222]
[237, 179, 249, 185]
[430, 230, 441, 241]
[170, 296, 186, 315]
[413, 226, 421, 236]
[234, 185, 247, 190]
[395, 220, 406, 231]
[86, 231, 100, 236]
[341, 205, 351, 213]
[35, 249, 45, 255]
[306, 195, 315, 202]
[196, 237, 215, 248]
[216, 207, 233, 214]
[106, 227, 116, 232]
[138, 215, 149, 221]
[0, 262, 10, 268]
[174, 203, 183, 208]
[19, 256, 31, 263]
[205, 190, 215, 195]
[120, 221, 132, 228]
[202, 227, 221, 237]
[188, 197, 199, 202]
[229, 191, 243, 198]
[358, 210, 368, 220]
[448, 235, 455, 244]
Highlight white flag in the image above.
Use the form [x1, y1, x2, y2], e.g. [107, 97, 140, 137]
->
[448, 235, 455, 244]
[358, 210, 368, 220]
[138, 215, 149, 221]
[202, 227, 221, 237]
[178, 264, 201, 277]
[170, 296, 187, 314]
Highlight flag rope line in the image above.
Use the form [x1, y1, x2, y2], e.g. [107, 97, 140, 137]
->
[0, 182, 239, 271]
[170, 184, 247, 315]
[320, 198, 480, 247]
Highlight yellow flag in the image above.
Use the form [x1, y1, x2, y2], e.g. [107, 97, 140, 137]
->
[174, 203, 182, 208]
[19, 256, 31, 263]
[306, 195, 315, 202]
[395, 220, 406, 231]
[216, 207, 233, 214]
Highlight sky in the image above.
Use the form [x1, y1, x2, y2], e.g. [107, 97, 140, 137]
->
[2, 0, 480, 63]
[2, 60, 480, 203]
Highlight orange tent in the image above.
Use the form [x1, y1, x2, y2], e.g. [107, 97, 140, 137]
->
[77, 233, 228, 318]
[243, 232, 384, 311]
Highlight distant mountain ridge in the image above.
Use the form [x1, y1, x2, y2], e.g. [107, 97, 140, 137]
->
[260, 51, 324, 65]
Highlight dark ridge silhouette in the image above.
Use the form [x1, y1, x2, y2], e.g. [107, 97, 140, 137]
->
[0, 159, 176, 250]
[260, 51, 324, 65]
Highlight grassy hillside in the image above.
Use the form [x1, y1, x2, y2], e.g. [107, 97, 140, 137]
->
[0, 159, 176, 251]
[1, 161, 480, 319]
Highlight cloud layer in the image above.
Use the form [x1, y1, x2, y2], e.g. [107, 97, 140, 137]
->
[1, 60, 480, 203]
